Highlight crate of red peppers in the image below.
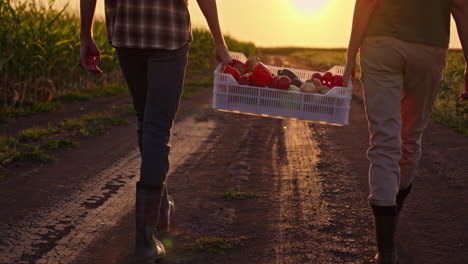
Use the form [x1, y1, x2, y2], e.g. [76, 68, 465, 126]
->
[213, 52, 353, 125]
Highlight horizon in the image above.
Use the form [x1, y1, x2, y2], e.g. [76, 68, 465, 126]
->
[54, 0, 462, 49]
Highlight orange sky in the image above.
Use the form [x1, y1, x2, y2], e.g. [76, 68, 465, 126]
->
[59, 0, 462, 49]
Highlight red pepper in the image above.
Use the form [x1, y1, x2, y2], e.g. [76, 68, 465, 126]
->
[250, 62, 273, 87]
[332, 75, 344, 87]
[312, 72, 323, 82]
[222, 65, 241, 81]
[229, 59, 245, 73]
[323, 72, 334, 83]
[238, 73, 252, 85]
[269, 75, 291, 90]
[269, 75, 280, 89]
[277, 76, 291, 90]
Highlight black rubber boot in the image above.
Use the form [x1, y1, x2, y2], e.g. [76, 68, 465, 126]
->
[396, 184, 412, 213]
[134, 182, 166, 262]
[155, 184, 175, 235]
[372, 205, 399, 264]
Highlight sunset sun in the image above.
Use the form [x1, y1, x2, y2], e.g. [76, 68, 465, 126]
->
[291, 0, 328, 12]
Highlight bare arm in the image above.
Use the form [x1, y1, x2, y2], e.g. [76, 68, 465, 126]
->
[343, 0, 379, 86]
[80, 0, 102, 73]
[196, 0, 232, 65]
[451, 0, 468, 101]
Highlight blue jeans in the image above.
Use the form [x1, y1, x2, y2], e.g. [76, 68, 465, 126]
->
[116, 44, 190, 187]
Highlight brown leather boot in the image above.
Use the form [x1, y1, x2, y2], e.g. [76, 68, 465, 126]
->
[134, 182, 166, 262]
[372, 205, 399, 264]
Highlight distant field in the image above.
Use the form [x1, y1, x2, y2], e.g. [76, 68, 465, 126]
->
[260, 47, 467, 134]
[260, 47, 349, 71]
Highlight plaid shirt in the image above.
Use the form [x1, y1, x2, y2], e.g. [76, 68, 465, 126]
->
[104, 0, 192, 50]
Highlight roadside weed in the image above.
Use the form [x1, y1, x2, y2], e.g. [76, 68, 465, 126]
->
[18, 126, 59, 142]
[222, 191, 260, 200]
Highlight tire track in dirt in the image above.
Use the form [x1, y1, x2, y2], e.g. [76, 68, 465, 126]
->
[272, 119, 375, 264]
[0, 115, 216, 264]
[274, 119, 332, 263]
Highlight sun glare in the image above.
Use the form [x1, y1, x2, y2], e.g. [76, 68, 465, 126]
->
[291, 0, 328, 12]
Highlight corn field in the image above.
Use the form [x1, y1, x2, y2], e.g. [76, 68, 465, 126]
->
[0, 0, 256, 113]
[0, 0, 119, 111]
[433, 50, 468, 134]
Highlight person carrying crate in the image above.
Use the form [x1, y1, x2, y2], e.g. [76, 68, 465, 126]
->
[79, 0, 232, 261]
[343, 0, 468, 263]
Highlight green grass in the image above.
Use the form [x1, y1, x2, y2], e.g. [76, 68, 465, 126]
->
[78, 126, 108, 137]
[57, 84, 128, 103]
[39, 139, 78, 150]
[56, 113, 127, 132]
[0, 84, 128, 122]
[14, 150, 56, 163]
[18, 126, 59, 142]
[113, 104, 136, 115]
[222, 191, 260, 200]
[0, 136, 19, 164]
[0, 145, 19, 165]
[0, 101, 63, 122]
[432, 50, 468, 135]
[0, 111, 127, 167]
[187, 236, 247, 253]
[82, 114, 128, 126]
[0, 136, 19, 148]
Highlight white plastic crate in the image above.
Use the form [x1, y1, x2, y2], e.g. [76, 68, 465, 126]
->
[212, 51, 352, 125]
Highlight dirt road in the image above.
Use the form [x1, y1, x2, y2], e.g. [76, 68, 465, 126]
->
[0, 56, 467, 264]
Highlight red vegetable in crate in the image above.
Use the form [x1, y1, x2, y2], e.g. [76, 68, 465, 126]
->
[222, 65, 241, 81]
[229, 59, 245, 73]
[244, 57, 261, 73]
[250, 62, 273, 87]
[277, 76, 291, 90]
[238, 73, 252, 85]
[312, 72, 323, 82]
[269, 75, 291, 90]
[323, 72, 334, 83]
[270, 75, 280, 88]
[332, 75, 344, 87]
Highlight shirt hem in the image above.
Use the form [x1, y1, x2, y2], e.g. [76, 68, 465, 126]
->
[365, 33, 449, 49]
[109, 40, 192, 50]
